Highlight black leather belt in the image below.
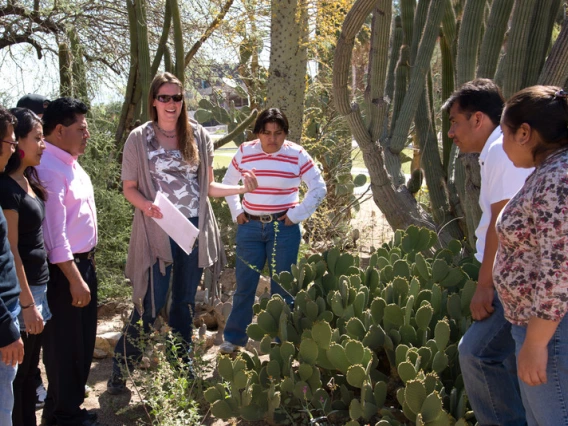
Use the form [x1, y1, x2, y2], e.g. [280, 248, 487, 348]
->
[245, 211, 287, 223]
[73, 248, 96, 262]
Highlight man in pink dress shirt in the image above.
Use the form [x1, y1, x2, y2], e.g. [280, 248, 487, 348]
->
[36, 98, 99, 426]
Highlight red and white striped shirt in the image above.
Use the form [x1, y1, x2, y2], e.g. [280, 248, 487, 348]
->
[222, 140, 326, 223]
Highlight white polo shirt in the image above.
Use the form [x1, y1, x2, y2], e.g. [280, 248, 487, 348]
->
[475, 126, 533, 262]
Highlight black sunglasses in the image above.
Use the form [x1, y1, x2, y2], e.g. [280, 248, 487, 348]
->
[155, 94, 183, 103]
[1, 139, 18, 146]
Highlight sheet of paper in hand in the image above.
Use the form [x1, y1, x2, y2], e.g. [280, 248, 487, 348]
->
[152, 191, 199, 254]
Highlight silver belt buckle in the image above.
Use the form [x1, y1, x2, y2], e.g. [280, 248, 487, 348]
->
[259, 214, 272, 223]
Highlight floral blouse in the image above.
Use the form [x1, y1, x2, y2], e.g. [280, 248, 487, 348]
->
[494, 149, 568, 326]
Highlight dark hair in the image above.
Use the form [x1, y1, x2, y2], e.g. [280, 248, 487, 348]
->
[502, 85, 568, 161]
[148, 73, 198, 164]
[4, 108, 47, 200]
[253, 108, 289, 135]
[42, 97, 89, 136]
[0, 106, 17, 156]
[442, 78, 505, 126]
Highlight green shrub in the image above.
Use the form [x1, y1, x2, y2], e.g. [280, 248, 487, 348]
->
[206, 226, 479, 425]
[80, 104, 132, 302]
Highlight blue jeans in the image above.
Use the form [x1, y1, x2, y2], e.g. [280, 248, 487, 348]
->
[17, 284, 51, 330]
[512, 315, 568, 426]
[458, 293, 526, 426]
[114, 221, 203, 375]
[224, 219, 300, 346]
[0, 304, 20, 426]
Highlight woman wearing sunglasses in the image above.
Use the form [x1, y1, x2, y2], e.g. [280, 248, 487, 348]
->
[108, 72, 257, 394]
[0, 107, 50, 426]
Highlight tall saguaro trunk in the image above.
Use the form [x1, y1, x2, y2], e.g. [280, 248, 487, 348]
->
[266, 0, 309, 143]
[58, 42, 73, 97]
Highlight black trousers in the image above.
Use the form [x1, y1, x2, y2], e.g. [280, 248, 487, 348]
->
[13, 331, 42, 426]
[42, 258, 97, 426]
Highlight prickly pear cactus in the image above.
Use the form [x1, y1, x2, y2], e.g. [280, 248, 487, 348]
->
[205, 226, 478, 425]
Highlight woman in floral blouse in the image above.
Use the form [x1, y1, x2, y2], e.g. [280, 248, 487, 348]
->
[494, 85, 568, 426]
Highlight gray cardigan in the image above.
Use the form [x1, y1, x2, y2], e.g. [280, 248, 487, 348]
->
[122, 120, 226, 316]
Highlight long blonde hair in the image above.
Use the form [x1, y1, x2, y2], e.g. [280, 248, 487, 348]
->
[148, 72, 198, 164]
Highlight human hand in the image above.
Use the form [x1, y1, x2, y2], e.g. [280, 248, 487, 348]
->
[241, 169, 258, 193]
[278, 213, 294, 226]
[236, 213, 249, 225]
[470, 284, 495, 321]
[518, 341, 548, 386]
[0, 338, 24, 367]
[70, 279, 91, 308]
[143, 200, 163, 219]
[22, 305, 44, 334]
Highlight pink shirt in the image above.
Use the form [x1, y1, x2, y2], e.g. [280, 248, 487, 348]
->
[36, 142, 97, 264]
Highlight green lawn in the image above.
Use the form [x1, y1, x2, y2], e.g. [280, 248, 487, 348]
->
[213, 142, 414, 175]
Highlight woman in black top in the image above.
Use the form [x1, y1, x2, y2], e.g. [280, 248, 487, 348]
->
[0, 107, 49, 426]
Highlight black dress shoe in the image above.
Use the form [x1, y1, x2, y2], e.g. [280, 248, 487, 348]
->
[40, 411, 97, 425]
[84, 411, 98, 421]
[79, 418, 100, 426]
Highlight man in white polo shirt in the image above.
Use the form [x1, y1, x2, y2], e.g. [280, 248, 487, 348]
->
[443, 79, 532, 426]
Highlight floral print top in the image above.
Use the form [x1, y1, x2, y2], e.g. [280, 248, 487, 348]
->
[494, 149, 568, 326]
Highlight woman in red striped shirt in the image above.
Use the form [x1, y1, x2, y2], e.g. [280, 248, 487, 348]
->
[220, 108, 326, 353]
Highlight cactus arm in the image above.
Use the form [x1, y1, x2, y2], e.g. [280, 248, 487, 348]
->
[69, 31, 88, 105]
[150, 0, 172, 77]
[522, 0, 556, 87]
[456, 0, 485, 85]
[390, 0, 446, 154]
[366, 2, 393, 143]
[501, 0, 538, 98]
[538, 16, 568, 86]
[115, 0, 139, 145]
[441, 0, 457, 51]
[58, 42, 72, 97]
[333, 0, 377, 148]
[135, 0, 151, 122]
[213, 109, 258, 150]
[400, 0, 416, 45]
[168, 0, 185, 84]
[440, 34, 454, 172]
[384, 15, 403, 104]
[390, 46, 409, 135]
[476, 0, 514, 78]
[409, 0, 429, 65]
[414, 85, 465, 242]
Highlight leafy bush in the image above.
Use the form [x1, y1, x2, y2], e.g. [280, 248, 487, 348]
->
[205, 226, 479, 425]
[80, 104, 132, 302]
[115, 322, 210, 425]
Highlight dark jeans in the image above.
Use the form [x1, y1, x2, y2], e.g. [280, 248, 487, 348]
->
[113, 224, 203, 377]
[42, 257, 98, 426]
[224, 219, 299, 347]
[13, 332, 42, 426]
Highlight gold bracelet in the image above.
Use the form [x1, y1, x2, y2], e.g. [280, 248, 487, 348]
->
[20, 302, 35, 309]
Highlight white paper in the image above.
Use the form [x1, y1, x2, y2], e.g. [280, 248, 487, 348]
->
[151, 191, 199, 255]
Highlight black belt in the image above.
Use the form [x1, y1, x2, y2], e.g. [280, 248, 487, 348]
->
[73, 248, 96, 262]
[244, 211, 287, 223]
